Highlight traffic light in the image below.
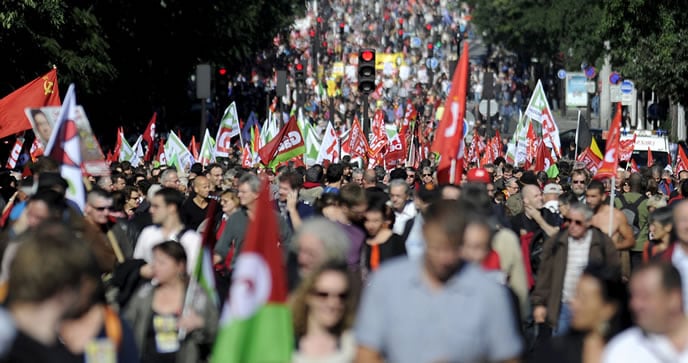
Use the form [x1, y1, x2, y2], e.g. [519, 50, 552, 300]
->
[339, 22, 345, 36]
[358, 49, 376, 94]
[295, 63, 305, 84]
[427, 43, 434, 58]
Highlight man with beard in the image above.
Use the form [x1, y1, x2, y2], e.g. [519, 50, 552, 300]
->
[570, 169, 589, 203]
[354, 200, 523, 363]
[586, 180, 635, 251]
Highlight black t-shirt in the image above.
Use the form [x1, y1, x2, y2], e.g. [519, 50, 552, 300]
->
[141, 312, 178, 363]
[1, 331, 73, 363]
[363, 233, 407, 270]
[510, 208, 561, 237]
[180, 197, 208, 230]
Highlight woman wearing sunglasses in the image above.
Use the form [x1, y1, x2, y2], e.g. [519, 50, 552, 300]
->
[290, 261, 359, 363]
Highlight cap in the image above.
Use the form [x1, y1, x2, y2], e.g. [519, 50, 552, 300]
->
[543, 183, 563, 195]
[467, 168, 491, 184]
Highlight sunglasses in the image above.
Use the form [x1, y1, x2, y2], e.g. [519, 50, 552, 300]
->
[572, 180, 586, 184]
[422, 174, 432, 177]
[407, 175, 415, 178]
[91, 206, 111, 212]
[565, 218, 586, 226]
[311, 290, 349, 300]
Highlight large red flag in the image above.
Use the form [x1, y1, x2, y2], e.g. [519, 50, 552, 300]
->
[143, 112, 157, 161]
[595, 103, 622, 179]
[432, 41, 469, 184]
[342, 116, 369, 160]
[676, 146, 688, 174]
[0, 69, 61, 139]
[257, 116, 305, 167]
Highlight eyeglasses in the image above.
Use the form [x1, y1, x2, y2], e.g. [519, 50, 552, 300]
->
[572, 180, 586, 184]
[406, 174, 415, 178]
[565, 218, 586, 226]
[422, 174, 432, 177]
[311, 290, 349, 300]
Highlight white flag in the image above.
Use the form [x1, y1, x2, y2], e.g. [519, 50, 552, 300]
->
[44, 84, 86, 211]
[165, 132, 194, 172]
[199, 129, 216, 166]
[316, 122, 340, 164]
[215, 102, 240, 158]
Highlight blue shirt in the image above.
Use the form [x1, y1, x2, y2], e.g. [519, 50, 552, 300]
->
[355, 259, 523, 363]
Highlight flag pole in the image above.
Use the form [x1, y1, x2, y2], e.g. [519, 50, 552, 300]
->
[608, 176, 615, 237]
[575, 110, 581, 160]
[450, 158, 456, 184]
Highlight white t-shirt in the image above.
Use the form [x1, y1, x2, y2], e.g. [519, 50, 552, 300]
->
[672, 245, 688, 313]
[603, 327, 688, 363]
[133, 225, 201, 275]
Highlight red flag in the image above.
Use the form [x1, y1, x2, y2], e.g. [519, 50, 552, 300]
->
[526, 121, 539, 167]
[534, 140, 554, 172]
[630, 158, 640, 173]
[5, 138, 24, 169]
[257, 116, 305, 166]
[577, 147, 603, 175]
[647, 147, 654, 167]
[156, 138, 166, 164]
[595, 103, 622, 179]
[0, 194, 17, 229]
[112, 127, 123, 162]
[493, 130, 504, 157]
[241, 177, 288, 301]
[0, 69, 61, 139]
[676, 146, 688, 174]
[400, 100, 417, 138]
[342, 116, 369, 160]
[432, 41, 469, 184]
[241, 144, 252, 168]
[368, 110, 388, 157]
[30, 138, 44, 161]
[619, 135, 636, 161]
[143, 112, 157, 161]
[189, 135, 199, 161]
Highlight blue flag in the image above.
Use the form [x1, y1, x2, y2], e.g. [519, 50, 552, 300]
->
[241, 112, 260, 145]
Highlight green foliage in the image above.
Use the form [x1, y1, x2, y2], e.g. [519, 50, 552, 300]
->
[601, 0, 688, 102]
[469, 0, 604, 67]
[0, 0, 304, 140]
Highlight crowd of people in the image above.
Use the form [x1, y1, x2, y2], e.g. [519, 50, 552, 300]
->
[0, 153, 685, 362]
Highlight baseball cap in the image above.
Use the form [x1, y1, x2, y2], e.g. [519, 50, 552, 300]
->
[543, 183, 563, 195]
[467, 168, 491, 184]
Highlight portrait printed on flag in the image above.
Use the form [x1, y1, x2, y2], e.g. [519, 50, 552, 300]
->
[25, 106, 109, 176]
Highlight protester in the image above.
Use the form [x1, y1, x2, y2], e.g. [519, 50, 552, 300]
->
[532, 263, 631, 363]
[290, 261, 358, 363]
[124, 241, 217, 363]
[354, 200, 523, 363]
[532, 202, 621, 336]
[602, 262, 688, 363]
[361, 199, 406, 275]
[643, 206, 674, 262]
[2, 223, 95, 362]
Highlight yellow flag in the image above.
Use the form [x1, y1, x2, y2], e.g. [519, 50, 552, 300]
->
[590, 137, 603, 160]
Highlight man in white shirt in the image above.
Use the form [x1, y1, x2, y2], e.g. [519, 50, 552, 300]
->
[603, 262, 688, 363]
[388, 179, 417, 235]
[134, 187, 201, 276]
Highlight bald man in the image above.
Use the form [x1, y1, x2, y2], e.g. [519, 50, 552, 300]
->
[180, 175, 210, 230]
[511, 184, 561, 239]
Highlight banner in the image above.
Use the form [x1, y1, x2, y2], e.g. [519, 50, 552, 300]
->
[0, 69, 61, 139]
[26, 105, 108, 175]
[165, 132, 194, 172]
[316, 122, 340, 164]
[5, 138, 23, 169]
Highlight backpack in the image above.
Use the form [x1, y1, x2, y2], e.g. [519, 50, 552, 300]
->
[619, 194, 645, 237]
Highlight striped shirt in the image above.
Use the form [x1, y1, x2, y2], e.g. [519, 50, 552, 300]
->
[562, 230, 592, 303]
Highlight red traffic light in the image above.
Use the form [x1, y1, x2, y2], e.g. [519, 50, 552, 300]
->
[398, 18, 404, 25]
[339, 22, 345, 29]
[218, 68, 227, 76]
[398, 29, 404, 36]
[361, 50, 374, 62]
[427, 43, 433, 50]
[322, 41, 328, 48]
[317, 17, 323, 23]
[425, 24, 432, 31]
[295, 63, 304, 71]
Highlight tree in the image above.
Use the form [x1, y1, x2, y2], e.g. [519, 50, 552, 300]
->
[0, 0, 304, 146]
[600, 0, 688, 104]
[469, 0, 604, 69]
